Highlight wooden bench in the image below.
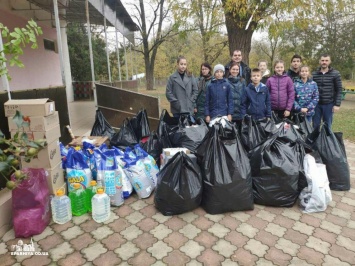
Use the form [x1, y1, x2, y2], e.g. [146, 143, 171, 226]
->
[341, 87, 355, 100]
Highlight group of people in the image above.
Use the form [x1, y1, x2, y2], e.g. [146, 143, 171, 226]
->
[166, 51, 343, 130]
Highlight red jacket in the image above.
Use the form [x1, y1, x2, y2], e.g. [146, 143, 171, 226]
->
[266, 74, 295, 111]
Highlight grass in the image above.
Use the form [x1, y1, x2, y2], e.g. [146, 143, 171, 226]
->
[139, 81, 355, 141]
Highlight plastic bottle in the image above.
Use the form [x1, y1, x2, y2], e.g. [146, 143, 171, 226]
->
[85, 180, 98, 212]
[51, 188, 72, 224]
[69, 183, 87, 216]
[92, 188, 110, 223]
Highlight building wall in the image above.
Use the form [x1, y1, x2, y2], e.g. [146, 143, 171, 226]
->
[0, 8, 63, 91]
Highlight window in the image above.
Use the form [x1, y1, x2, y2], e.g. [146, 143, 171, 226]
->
[43, 39, 57, 53]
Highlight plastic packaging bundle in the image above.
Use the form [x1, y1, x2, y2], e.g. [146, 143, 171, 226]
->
[134, 144, 159, 186]
[112, 147, 132, 198]
[66, 148, 93, 192]
[94, 149, 124, 206]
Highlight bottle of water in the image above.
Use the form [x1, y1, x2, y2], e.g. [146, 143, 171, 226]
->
[69, 183, 87, 216]
[51, 188, 72, 224]
[92, 188, 110, 223]
[85, 180, 98, 212]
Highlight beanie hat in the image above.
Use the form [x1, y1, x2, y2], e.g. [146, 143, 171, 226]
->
[213, 64, 225, 74]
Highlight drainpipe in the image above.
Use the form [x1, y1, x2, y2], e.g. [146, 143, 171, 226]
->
[53, 0, 66, 86]
[85, 0, 97, 107]
[123, 36, 128, 81]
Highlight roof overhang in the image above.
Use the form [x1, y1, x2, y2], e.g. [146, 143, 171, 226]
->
[11, 0, 138, 43]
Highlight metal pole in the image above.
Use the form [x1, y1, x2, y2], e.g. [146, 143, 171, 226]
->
[0, 34, 11, 100]
[123, 36, 128, 81]
[53, 0, 66, 86]
[115, 28, 122, 82]
[129, 45, 133, 79]
[103, 2, 112, 83]
[86, 0, 97, 106]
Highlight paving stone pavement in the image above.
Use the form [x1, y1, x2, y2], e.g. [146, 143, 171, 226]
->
[1, 140, 354, 266]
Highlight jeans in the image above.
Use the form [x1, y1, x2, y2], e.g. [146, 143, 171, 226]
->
[313, 103, 334, 130]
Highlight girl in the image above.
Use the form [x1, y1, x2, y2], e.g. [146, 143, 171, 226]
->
[266, 60, 295, 119]
[166, 56, 198, 117]
[293, 65, 319, 121]
[227, 62, 246, 124]
[205, 64, 234, 123]
[195, 63, 212, 119]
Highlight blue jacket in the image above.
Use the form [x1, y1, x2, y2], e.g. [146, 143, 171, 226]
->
[241, 82, 271, 120]
[228, 76, 246, 120]
[293, 78, 319, 117]
[205, 78, 234, 119]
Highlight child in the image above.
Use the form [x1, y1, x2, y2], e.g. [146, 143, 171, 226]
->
[240, 68, 271, 120]
[293, 65, 319, 122]
[205, 64, 234, 123]
[258, 60, 271, 84]
[266, 60, 295, 119]
[195, 63, 213, 119]
[227, 62, 246, 127]
[166, 56, 198, 118]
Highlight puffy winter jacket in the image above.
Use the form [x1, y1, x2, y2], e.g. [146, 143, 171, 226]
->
[228, 76, 246, 120]
[225, 61, 251, 84]
[266, 74, 295, 111]
[293, 78, 319, 117]
[205, 78, 234, 119]
[240, 83, 271, 120]
[312, 67, 342, 106]
[195, 75, 212, 119]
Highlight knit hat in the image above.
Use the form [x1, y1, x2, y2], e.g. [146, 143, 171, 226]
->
[213, 64, 225, 74]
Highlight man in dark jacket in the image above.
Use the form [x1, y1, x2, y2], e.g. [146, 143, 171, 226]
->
[312, 54, 342, 129]
[225, 50, 251, 84]
[287, 54, 302, 81]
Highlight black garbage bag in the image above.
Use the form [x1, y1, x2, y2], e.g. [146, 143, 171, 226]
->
[90, 109, 115, 139]
[195, 123, 254, 214]
[276, 120, 304, 143]
[155, 152, 202, 215]
[171, 117, 209, 152]
[157, 109, 179, 148]
[130, 109, 150, 140]
[240, 117, 269, 152]
[306, 125, 350, 191]
[250, 133, 300, 207]
[271, 111, 283, 124]
[110, 118, 138, 150]
[140, 131, 163, 166]
[291, 113, 313, 139]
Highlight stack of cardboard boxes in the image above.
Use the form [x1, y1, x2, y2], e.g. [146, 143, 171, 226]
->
[4, 98, 65, 194]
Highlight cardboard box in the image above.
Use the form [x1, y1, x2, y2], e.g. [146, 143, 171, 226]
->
[68, 136, 108, 147]
[21, 140, 61, 169]
[4, 98, 55, 117]
[160, 148, 190, 167]
[10, 124, 61, 144]
[45, 162, 66, 195]
[7, 111, 59, 131]
[0, 188, 12, 238]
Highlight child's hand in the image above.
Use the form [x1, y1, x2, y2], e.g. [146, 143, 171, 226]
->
[284, 110, 290, 117]
[227, 115, 232, 121]
[206, 116, 210, 123]
[301, 108, 308, 113]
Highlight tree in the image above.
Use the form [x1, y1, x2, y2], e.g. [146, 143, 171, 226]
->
[67, 23, 109, 81]
[171, 0, 228, 64]
[129, 0, 177, 90]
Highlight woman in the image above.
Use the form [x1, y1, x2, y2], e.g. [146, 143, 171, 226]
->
[227, 62, 246, 126]
[194, 63, 212, 119]
[166, 56, 198, 117]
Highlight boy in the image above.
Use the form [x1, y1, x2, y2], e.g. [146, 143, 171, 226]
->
[205, 64, 234, 123]
[287, 54, 302, 81]
[240, 68, 271, 120]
